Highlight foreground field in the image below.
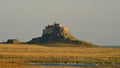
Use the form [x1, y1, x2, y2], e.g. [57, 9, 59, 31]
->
[0, 44, 120, 68]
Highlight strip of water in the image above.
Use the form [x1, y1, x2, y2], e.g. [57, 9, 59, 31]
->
[29, 62, 96, 66]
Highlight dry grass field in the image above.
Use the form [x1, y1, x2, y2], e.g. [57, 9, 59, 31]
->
[0, 44, 120, 68]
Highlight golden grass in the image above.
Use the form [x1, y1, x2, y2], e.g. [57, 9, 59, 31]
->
[0, 44, 120, 68]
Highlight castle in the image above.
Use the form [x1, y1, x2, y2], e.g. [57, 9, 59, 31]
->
[42, 22, 69, 36]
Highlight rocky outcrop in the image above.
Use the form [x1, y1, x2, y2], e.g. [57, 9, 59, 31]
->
[6, 39, 21, 44]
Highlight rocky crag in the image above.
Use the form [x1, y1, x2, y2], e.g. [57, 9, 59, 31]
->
[28, 22, 97, 47]
[6, 39, 21, 44]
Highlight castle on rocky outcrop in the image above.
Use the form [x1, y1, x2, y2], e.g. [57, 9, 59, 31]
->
[28, 22, 77, 43]
[28, 22, 97, 47]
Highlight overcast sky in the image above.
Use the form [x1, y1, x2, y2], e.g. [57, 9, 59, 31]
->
[0, 0, 120, 45]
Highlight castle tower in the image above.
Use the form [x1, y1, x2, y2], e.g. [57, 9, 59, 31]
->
[54, 22, 62, 27]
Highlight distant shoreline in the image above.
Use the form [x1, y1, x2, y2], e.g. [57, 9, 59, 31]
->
[101, 46, 120, 48]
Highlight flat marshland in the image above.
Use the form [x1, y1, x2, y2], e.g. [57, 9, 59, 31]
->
[0, 44, 120, 68]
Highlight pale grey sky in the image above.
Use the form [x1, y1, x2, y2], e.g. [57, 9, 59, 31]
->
[0, 0, 120, 45]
